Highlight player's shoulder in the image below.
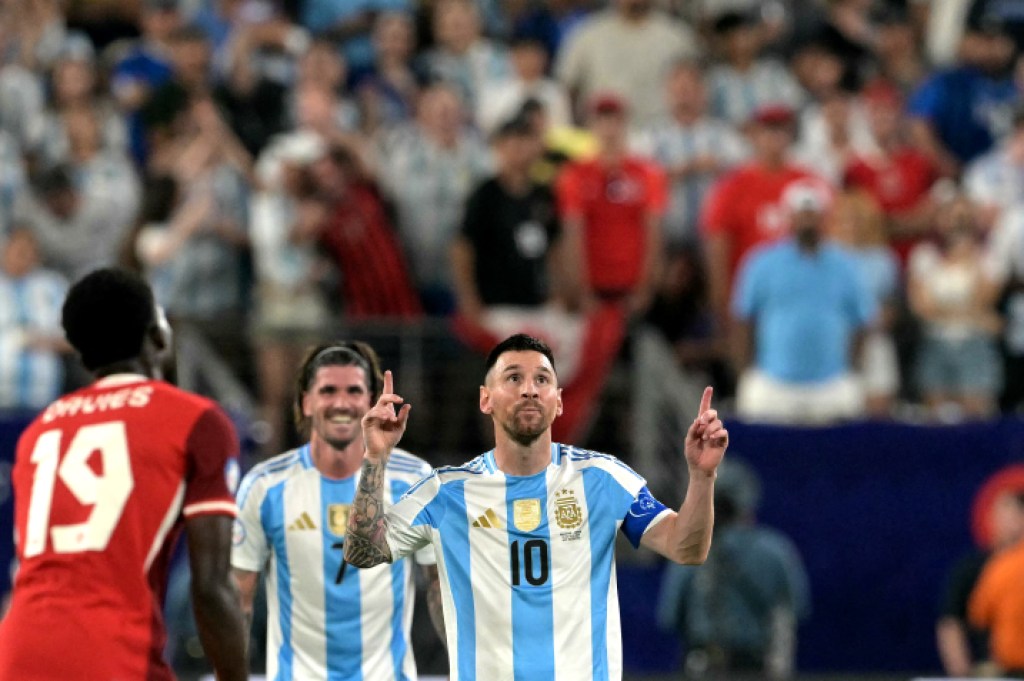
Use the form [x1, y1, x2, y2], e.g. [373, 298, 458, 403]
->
[386, 447, 432, 481]
[401, 453, 490, 499]
[236, 448, 306, 506]
[556, 444, 645, 483]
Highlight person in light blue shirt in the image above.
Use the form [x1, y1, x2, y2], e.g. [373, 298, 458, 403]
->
[345, 333, 728, 681]
[732, 180, 876, 423]
[232, 341, 444, 680]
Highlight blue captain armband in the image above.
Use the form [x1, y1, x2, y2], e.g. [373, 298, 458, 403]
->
[621, 486, 670, 548]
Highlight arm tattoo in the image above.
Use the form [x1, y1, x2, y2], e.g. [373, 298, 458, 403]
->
[344, 459, 393, 567]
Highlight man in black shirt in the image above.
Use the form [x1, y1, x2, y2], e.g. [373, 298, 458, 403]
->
[451, 115, 564, 324]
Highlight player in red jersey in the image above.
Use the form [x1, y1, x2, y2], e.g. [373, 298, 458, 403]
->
[0, 268, 247, 680]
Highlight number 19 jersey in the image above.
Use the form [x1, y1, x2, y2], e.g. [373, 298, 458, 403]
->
[385, 443, 671, 681]
[0, 374, 241, 681]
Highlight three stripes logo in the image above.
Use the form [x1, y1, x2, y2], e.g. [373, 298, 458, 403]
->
[288, 512, 317, 531]
[471, 508, 503, 529]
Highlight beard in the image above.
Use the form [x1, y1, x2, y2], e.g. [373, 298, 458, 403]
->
[501, 404, 550, 446]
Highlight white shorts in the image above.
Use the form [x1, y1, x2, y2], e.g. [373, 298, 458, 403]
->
[737, 369, 865, 424]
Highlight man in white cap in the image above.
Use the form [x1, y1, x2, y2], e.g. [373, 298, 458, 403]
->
[730, 179, 877, 424]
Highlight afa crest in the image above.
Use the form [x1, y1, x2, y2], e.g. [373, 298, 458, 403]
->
[554, 489, 583, 530]
[327, 504, 350, 537]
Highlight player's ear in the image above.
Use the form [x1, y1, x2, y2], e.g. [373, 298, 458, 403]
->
[148, 305, 172, 359]
[555, 387, 563, 417]
[302, 390, 314, 418]
[479, 385, 492, 415]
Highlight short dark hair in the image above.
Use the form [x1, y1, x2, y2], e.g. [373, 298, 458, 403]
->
[484, 334, 556, 378]
[62, 268, 157, 371]
[292, 341, 384, 433]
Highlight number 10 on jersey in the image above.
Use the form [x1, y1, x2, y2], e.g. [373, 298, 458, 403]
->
[509, 539, 549, 587]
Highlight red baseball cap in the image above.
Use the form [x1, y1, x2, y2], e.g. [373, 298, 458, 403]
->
[588, 92, 628, 117]
[750, 103, 796, 127]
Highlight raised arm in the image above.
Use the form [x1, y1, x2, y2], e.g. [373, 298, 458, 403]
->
[640, 386, 727, 564]
[186, 515, 249, 681]
[344, 370, 410, 568]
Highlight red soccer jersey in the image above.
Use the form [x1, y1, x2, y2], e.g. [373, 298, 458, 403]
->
[0, 375, 240, 681]
[556, 156, 667, 295]
[700, 163, 823, 285]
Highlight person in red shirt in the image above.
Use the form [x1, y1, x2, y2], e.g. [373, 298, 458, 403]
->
[0, 268, 247, 681]
[556, 92, 668, 316]
[844, 81, 941, 264]
[701, 104, 828, 333]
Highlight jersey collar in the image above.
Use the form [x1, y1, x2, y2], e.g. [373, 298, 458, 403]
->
[94, 373, 150, 387]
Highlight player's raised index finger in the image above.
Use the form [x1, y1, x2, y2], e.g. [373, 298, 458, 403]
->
[383, 369, 393, 396]
[699, 386, 713, 415]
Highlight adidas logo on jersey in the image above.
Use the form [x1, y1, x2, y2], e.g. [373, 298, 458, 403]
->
[472, 508, 503, 529]
[288, 512, 317, 531]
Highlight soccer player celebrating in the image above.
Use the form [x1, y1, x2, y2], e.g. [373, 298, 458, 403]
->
[346, 333, 727, 680]
[0, 268, 247, 680]
[231, 341, 444, 679]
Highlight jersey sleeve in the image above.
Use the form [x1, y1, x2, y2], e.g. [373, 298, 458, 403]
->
[620, 485, 672, 549]
[554, 164, 584, 219]
[183, 406, 240, 519]
[699, 174, 735, 237]
[386, 474, 442, 562]
[231, 471, 269, 572]
[644, 163, 669, 216]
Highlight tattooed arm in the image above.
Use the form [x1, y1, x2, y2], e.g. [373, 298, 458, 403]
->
[345, 458, 394, 567]
[345, 370, 409, 568]
[422, 564, 447, 648]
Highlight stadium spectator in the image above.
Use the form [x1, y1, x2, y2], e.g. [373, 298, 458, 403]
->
[968, 489, 1024, 676]
[299, 0, 409, 73]
[376, 82, 492, 314]
[706, 11, 804, 128]
[110, 0, 182, 165]
[134, 97, 254, 386]
[249, 131, 334, 455]
[0, 130, 27, 238]
[477, 35, 571, 137]
[0, 19, 47, 153]
[805, 0, 877, 91]
[732, 180, 876, 424]
[907, 192, 1002, 421]
[642, 60, 748, 247]
[452, 114, 563, 326]
[936, 465, 1024, 677]
[556, 0, 699, 128]
[829, 189, 901, 419]
[353, 12, 423, 135]
[232, 341, 443, 679]
[289, 39, 360, 135]
[908, 14, 1018, 175]
[844, 81, 941, 264]
[14, 163, 134, 281]
[36, 35, 128, 166]
[345, 334, 728, 680]
[964, 106, 1024, 231]
[0, 228, 68, 411]
[422, 0, 511, 114]
[658, 457, 810, 678]
[555, 93, 667, 315]
[0, 267, 248, 680]
[983, 200, 1024, 414]
[311, 143, 422, 320]
[871, 4, 927, 94]
[700, 103, 825, 340]
[793, 85, 873, 185]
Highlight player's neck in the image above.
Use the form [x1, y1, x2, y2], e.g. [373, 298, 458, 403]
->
[309, 436, 363, 480]
[493, 431, 553, 476]
[93, 359, 156, 381]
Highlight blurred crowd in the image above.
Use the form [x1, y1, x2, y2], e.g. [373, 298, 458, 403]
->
[4, 0, 1024, 451]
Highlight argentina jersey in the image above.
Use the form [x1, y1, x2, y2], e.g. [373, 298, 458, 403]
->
[384, 443, 671, 681]
[232, 445, 435, 681]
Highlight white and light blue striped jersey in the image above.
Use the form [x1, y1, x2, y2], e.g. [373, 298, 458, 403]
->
[0, 268, 67, 410]
[385, 443, 672, 681]
[232, 445, 435, 681]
